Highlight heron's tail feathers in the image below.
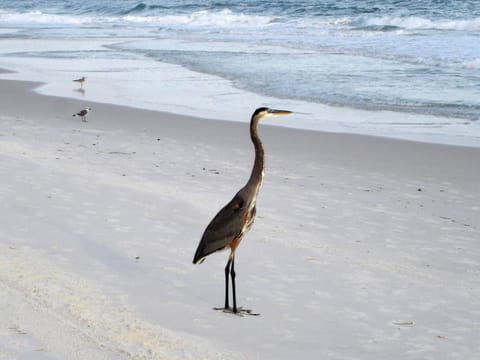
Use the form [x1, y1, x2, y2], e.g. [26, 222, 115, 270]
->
[193, 243, 207, 264]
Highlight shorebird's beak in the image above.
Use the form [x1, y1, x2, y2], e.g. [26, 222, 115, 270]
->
[268, 109, 292, 116]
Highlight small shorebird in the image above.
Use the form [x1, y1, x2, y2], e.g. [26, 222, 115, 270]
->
[193, 107, 292, 315]
[73, 107, 91, 122]
[73, 76, 86, 88]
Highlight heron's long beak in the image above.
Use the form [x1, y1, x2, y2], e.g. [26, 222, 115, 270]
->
[268, 109, 292, 116]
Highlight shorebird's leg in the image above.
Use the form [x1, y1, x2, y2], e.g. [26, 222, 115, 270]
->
[230, 257, 260, 316]
[214, 258, 231, 312]
[231, 256, 237, 313]
[224, 257, 232, 309]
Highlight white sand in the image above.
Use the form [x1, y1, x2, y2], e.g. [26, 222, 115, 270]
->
[1, 79, 479, 359]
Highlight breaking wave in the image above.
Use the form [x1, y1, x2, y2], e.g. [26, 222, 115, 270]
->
[0, 8, 274, 28]
[0, 10, 92, 25]
[350, 15, 480, 32]
[120, 2, 169, 15]
[123, 9, 274, 27]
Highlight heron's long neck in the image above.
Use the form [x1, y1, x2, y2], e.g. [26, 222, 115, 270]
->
[246, 117, 265, 197]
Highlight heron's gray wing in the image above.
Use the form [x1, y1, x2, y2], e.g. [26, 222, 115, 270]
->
[193, 193, 246, 264]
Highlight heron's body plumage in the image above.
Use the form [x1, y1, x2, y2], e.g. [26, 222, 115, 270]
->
[193, 180, 262, 261]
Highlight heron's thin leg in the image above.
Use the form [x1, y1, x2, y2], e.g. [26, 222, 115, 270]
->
[231, 257, 237, 313]
[224, 258, 232, 309]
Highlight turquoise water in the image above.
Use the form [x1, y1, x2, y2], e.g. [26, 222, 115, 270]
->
[0, 1, 479, 144]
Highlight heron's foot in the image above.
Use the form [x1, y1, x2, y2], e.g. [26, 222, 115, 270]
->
[213, 307, 260, 316]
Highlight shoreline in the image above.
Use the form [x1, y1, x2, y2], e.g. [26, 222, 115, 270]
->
[1, 59, 478, 147]
[1, 77, 479, 188]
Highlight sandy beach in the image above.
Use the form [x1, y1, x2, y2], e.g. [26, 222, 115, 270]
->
[1, 78, 479, 359]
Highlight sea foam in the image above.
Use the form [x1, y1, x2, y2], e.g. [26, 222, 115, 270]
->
[0, 8, 273, 28]
[351, 15, 480, 31]
[123, 9, 273, 27]
[0, 10, 94, 25]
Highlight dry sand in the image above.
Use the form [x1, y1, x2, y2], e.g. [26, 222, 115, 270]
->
[1, 79, 479, 359]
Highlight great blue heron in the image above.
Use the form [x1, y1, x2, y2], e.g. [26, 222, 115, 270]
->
[193, 107, 292, 315]
[72, 107, 91, 122]
[73, 76, 86, 89]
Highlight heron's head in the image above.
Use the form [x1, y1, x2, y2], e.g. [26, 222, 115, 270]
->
[252, 107, 292, 122]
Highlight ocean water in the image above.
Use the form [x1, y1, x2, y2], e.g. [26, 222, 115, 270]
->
[0, 0, 479, 146]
